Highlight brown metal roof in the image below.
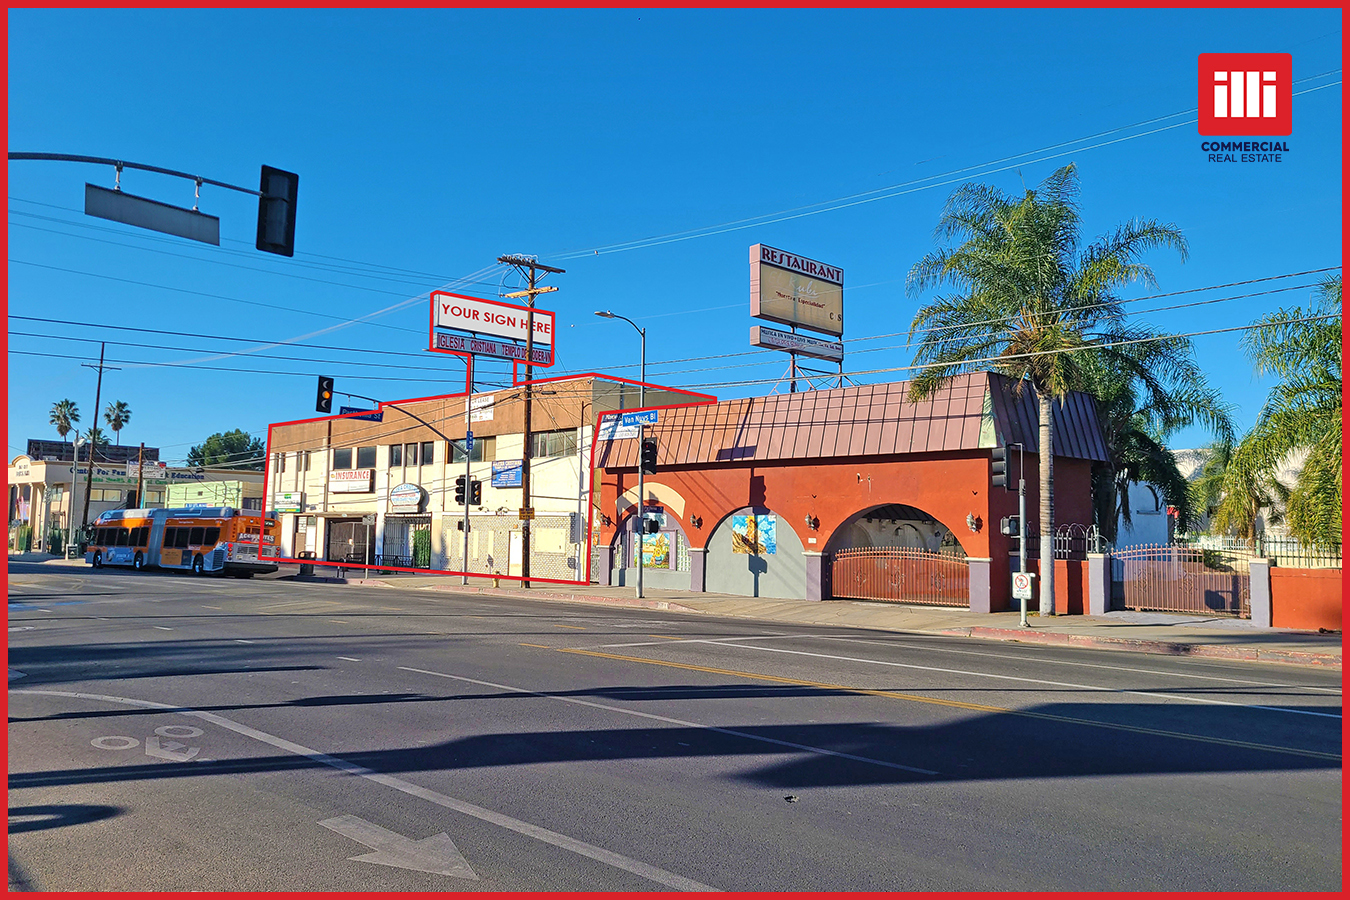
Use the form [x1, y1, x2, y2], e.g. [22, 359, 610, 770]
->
[594, 371, 1108, 469]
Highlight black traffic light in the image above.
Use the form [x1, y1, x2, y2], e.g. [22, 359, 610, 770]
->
[640, 437, 658, 475]
[1000, 515, 1020, 536]
[469, 478, 482, 506]
[257, 165, 299, 257]
[644, 516, 660, 534]
[991, 445, 1010, 490]
[315, 375, 334, 413]
[454, 474, 467, 505]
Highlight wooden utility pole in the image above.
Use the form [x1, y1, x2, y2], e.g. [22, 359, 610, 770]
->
[79, 342, 120, 537]
[497, 254, 564, 588]
[135, 442, 146, 508]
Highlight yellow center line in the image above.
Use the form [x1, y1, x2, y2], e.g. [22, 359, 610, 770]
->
[555, 647, 1340, 763]
[519, 643, 553, 649]
[648, 634, 684, 640]
[553, 623, 587, 630]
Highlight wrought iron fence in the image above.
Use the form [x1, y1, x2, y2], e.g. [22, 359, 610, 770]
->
[1173, 534, 1342, 570]
[1021, 524, 1111, 560]
[830, 547, 969, 607]
[1113, 544, 1250, 617]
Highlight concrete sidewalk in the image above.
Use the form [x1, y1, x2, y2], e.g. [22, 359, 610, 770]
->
[293, 568, 1343, 671]
[11, 553, 1339, 670]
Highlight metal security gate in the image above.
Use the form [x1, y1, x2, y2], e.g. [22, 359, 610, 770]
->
[831, 547, 969, 606]
[1114, 545, 1250, 617]
[379, 515, 431, 569]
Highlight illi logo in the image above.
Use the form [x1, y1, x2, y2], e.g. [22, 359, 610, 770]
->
[1198, 53, 1292, 136]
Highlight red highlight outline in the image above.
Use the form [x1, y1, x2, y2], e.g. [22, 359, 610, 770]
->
[260, 372, 718, 585]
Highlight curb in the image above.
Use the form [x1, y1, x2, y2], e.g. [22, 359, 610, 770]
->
[422, 584, 704, 614]
[940, 625, 1341, 670]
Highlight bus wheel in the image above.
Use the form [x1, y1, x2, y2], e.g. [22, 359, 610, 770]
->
[91, 551, 102, 568]
[133, 552, 144, 570]
[192, 554, 205, 575]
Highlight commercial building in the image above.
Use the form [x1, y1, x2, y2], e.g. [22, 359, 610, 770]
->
[263, 375, 700, 579]
[7, 439, 265, 553]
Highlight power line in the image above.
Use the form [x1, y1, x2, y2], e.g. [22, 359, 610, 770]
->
[8, 349, 469, 382]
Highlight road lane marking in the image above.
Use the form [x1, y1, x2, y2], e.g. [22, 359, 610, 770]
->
[152, 626, 174, 631]
[337, 657, 361, 662]
[235, 640, 255, 644]
[648, 634, 684, 640]
[202, 605, 222, 610]
[399, 666, 938, 776]
[519, 643, 552, 649]
[694, 641, 1343, 720]
[808, 634, 1345, 695]
[553, 624, 586, 630]
[557, 648, 1340, 762]
[9, 688, 718, 892]
[319, 814, 477, 879]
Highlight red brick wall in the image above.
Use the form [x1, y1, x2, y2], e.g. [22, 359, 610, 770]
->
[1270, 568, 1342, 631]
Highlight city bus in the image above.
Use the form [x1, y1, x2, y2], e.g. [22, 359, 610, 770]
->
[86, 507, 279, 577]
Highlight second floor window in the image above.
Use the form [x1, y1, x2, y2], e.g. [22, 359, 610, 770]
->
[389, 444, 403, 467]
[356, 446, 377, 469]
[333, 448, 353, 469]
[450, 436, 495, 463]
[532, 429, 578, 459]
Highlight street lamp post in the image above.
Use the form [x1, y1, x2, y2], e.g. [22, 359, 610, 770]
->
[595, 311, 646, 599]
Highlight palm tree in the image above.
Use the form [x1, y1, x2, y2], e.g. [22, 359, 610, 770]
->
[103, 400, 132, 445]
[49, 399, 81, 444]
[84, 425, 109, 452]
[907, 163, 1188, 614]
[1082, 345, 1234, 542]
[1216, 275, 1341, 546]
[1200, 441, 1289, 541]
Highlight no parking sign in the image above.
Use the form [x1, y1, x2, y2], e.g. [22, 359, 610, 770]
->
[1012, 571, 1036, 600]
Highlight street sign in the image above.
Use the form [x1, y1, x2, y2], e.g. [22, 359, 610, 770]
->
[519, 507, 535, 520]
[340, 406, 383, 422]
[621, 410, 659, 428]
[85, 183, 220, 246]
[1012, 571, 1036, 600]
[465, 431, 473, 450]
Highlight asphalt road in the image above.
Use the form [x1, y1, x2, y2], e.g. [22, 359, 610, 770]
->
[7, 562, 1342, 891]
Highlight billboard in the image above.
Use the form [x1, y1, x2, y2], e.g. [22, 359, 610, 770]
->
[749, 244, 843, 337]
[430, 290, 555, 368]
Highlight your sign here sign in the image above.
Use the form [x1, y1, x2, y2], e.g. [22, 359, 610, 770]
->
[433, 291, 554, 345]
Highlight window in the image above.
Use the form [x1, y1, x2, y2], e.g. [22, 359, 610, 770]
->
[188, 527, 205, 545]
[333, 448, 353, 469]
[450, 436, 496, 463]
[116, 528, 130, 546]
[275, 452, 286, 473]
[404, 442, 418, 467]
[146, 490, 163, 503]
[356, 446, 377, 469]
[175, 529, 191, 549]
[421, 442, 435, 465]
[389, 444, 403, 467]
[136, 527, 149, 547]
[163, 527, 177, 548]
[204, 527, 220, 545]
[302, 450, 312, 471]
[532, 429, 578, 459]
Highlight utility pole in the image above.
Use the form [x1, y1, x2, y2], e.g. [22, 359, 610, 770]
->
[80, 342, 120, 538]
[498, 254, 564, 589]
[135, 442, 146, 508]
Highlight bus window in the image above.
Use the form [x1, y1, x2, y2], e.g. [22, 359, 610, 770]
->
[189, 526, 205, 545]
[175, 529, 191, 549]
[137, 527, 149, 547]
[117, 528, 130, 546]
[204, 527, 220, 545]
[162, 528, 176, 548]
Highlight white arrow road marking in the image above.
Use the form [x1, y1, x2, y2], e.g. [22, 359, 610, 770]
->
[10, 689, 717, 892]
[8, 669, 27, 681]
[319, 815, 477, 879]
[145, 736, 200, 762]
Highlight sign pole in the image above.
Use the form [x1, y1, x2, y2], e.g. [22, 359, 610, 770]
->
[135, 442, 145, 508]
[463, 357, 472, 586]
[1017, 442, 1028, 627]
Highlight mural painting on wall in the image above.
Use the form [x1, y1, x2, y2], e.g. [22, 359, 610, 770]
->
[732, 514, 776, 555]
[642, 532, 670, 567]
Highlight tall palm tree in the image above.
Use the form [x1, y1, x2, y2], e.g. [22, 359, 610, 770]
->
[1216, 275, 1341, 546]
[907, 163, 1188, 614]
[1199, 441, 1289, 541]
[49, 399, 81, 444]
[84, 425, 109, 452]
[103, 400, 132, 445]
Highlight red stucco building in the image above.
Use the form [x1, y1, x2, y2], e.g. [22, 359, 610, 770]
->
[592, 371, 1108, 611]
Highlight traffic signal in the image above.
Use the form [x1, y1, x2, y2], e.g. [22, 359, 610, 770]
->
[469, 478, 482, 506]
[315, 375, 334, 413]
[454, 474, 467, 505]
[644, 516, 660, 534]
[1000, 515, 1020, 536]
[640, 437, 658, 475]
[257, 165, 299, 257]
[991, 445, 1010, 490]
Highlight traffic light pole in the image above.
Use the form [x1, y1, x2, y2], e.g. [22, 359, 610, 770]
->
[1014, 442, 1028, 628]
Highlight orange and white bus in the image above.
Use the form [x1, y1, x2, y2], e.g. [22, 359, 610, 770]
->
[87, 507, 279, 577]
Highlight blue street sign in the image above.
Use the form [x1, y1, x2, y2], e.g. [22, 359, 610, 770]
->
[620, 410, 659, 428]
[465, 431, 474, 450]
[339, 406, 383, 422]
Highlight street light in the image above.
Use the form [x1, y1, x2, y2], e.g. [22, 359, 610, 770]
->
[595, 310, 646, 599]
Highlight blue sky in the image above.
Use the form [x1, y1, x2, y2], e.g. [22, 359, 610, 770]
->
[7, 9, 1342, 467]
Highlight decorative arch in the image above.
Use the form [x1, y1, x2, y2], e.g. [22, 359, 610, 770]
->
[823, 502, 971, 558]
